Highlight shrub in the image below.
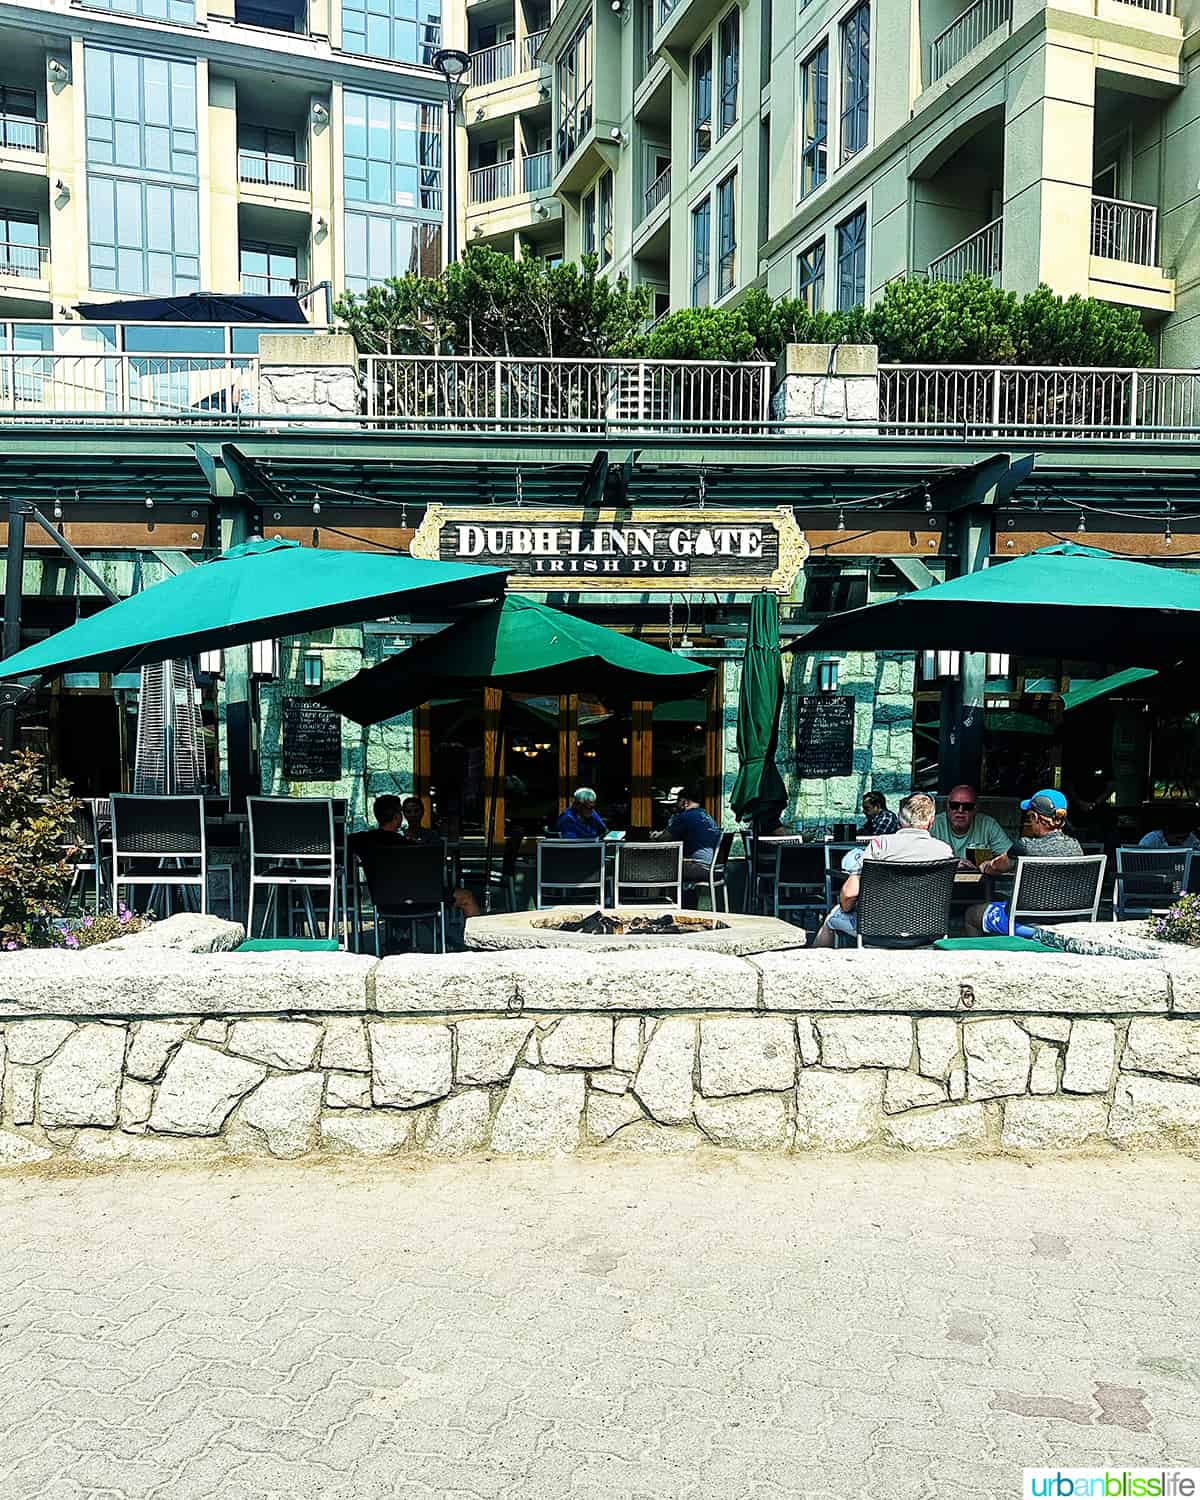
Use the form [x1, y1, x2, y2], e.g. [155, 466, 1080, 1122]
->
[1149, 895, 1200, 946]
[59, 907, 155, 950]
[640, 305, 757, 361]
[0, 750, 79, 950]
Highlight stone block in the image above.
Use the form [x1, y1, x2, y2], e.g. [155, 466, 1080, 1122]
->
[373, 953, 519, 1014]
[589, 1069, 632, 1094]
[884, 1102, 988, 1150]
[964, 1020, 1031, 1100]
[817, 1016, 913, 1070]
[699, 1018, 795, 1096]
[796, 1017, 820, 1066]
[539, 1015, 613, 1069]
[105, 913, 244, 953]
[1062, 1020, 1117, 1094]
[694, 1093, 790, 1150]
[320, 1018, 370, 1073]
[506, 949, 759, 1013]
[1109, 1075, 1200, 1146]
[1030, 1042, 1060, 1095]
[633, 1018, 696, 1125]
[883, 1070, 948, 1113]
[424, 1090, 492, 1156]
[948, 1065, 967, 1100]
[613, 1017, 643, 1072]
[585, 1089, 644, 1141]
[119, 1079, 154, 1131]
[369, 1022, 452, 1108]
[38, 1024, 126, 1128]
[9, 1064, 36, 1125]
[1122, 1018, 1200, 1080]
[917, 1018, 959, 1080]
[127, 1020, 192, 1080]
[1022, 1017, 1071, 1042]
[0, 1129, 52, 1163]
[195, 1021, 228, 1044]
[150, 1042, 268, 1135]
[320, 1109, 413, 1156]
[605, 1121, 708, 1153]
[325, 1071, 371, 1109]
[239, 1073, 323, 1158]
[4, 1019, 76, 1064]
[794, 1070, 884, 1150]
[454, 1019, 534, 1085]
[227, 1019, 323, 1072]
[491, 1069, 584, 1156]
[1001, 1096, 1109, 1150]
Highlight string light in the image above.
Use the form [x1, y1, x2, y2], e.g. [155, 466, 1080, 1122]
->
[837, 507, 846, 531]
[1077, 511, 1086, 532]
[1165, 519, 1173, 547]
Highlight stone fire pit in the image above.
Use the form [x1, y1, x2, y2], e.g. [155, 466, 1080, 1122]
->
[464, 906, 805, 955]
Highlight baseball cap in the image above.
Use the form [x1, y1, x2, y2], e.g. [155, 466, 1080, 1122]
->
[1021, 788, 1068, 816]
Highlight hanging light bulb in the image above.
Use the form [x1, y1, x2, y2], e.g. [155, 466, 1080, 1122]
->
[53, 499, 63, 521]
[1077, 511, 1086, 533]
[1165, 518, 1173, 547]
[837, 507, 846, 531]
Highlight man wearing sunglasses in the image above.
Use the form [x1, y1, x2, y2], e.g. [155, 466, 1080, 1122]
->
[931, 785, 1010, 864]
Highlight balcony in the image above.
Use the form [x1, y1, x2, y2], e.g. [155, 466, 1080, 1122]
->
[523, 29, 548, 67]
[238, 151, 308, 192]
[0, 240, 47, 281]
[466, 151, 558, 239]
[928, 217, 1001, 285]
[1088, 195, 1174, 315]
[642, 164, 670, 221]
[242, 273, 310, 295]
[522, 150, 552, 192]
[470, 40, 516, 86]
[0, 115, 44, 155]
[469, 160, 515, 204]
[929, 0, 1010, 83]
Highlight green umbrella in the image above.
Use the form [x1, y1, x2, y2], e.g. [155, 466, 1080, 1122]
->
[729, 592, 788, 823]
[787, 544, 1200, 666]
[0, 537, 506, 679]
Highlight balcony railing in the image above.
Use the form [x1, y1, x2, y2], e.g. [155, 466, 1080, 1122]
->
[928, 217, 1001, 285]
[469, 39, 514, 86]
[658, 0, 675, 22]
[238, 151, 308, 191]
[1116, 0, 1174, 11]
[522, 150, 552, 192]
[1091, 195, 1158, 266]
[879, 364, 1200, 438]
[930, 0, 1010, 81]
[469, 160, 514, 204]
[361, 356, 771, 433]
[0, 353, 256, 421]
[643, 164, 670, 219]
[556, 87, 593, 168]
[522, 29, 548, 67]
[241, 273, 310, 296]
[0, 241, 48, 279]
[0, 115, 45, 152]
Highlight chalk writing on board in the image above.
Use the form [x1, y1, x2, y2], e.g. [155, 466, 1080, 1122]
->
[282, 698, 342, 781]
[795, 695, 854, 778]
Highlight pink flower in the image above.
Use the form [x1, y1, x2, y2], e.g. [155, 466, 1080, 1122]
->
[4, 940, 18, 951]
[63, 933, 80, 949]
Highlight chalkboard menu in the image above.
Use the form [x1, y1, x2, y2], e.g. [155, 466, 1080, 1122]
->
[282, 698, 342, 781]
[795, 694, 855, 778]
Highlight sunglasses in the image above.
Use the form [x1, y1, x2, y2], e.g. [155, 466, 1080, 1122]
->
[948, 801, 976, 811]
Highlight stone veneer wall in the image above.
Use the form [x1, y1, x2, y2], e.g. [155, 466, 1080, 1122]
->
[3, 936, 1200, 1164]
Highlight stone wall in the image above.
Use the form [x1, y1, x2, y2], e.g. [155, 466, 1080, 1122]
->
[770, 344, 880, 435]
[3, 936, 1200, 1163]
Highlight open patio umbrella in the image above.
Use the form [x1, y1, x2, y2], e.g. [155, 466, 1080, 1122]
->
[729, 592, 788, 825]
[0, 538, 506, 680]
[787, 544, 1200, 667]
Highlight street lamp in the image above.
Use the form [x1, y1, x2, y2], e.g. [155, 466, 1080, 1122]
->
[431, 48, 470, 264]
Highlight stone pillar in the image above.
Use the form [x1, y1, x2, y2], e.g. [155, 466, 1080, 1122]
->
[254, 333, 360, 419]
[771, 344, 879, 434]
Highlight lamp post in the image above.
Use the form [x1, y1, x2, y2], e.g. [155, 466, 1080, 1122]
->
[431, 48, 470, 265]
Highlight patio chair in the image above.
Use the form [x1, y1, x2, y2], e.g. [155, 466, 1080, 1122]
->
[854, 859, 959, 949]
[64, 798, 109, 916]
[247, 797, 337, 942]
[683, 829, 736, 912]
[110, 794, 207, 916]
[536, 839, 605, 910]
[614, 841, 683, 907]
[1008, 855, 1107, 933]
[1113, 847, 1192, 921]
[358, 843, 447, 955]
[748, 833, 804, 913]
[773, 842, 828, 930]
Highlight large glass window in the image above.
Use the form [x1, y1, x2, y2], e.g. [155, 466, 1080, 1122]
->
[89, 0, 196, 22]
[0, 87, 39, 152]
[240, 240, 300, 294]
[87, 177, 200, 294]
[840, 2, 869, 161]
[342, 0, 441, 66]
[717, 8, 739, 136]
[581, 187, 596, 256]
[796, 239, 824, 311]
[692, 39, 712, 161]
[344, 210, 441, 291]
[836, 205, 866, 309]
[85, 47, 198, 180]
[555, 15, 593, 169]
[691, 196, 711, 307]
[597, 169, 613, 266]
[238, 123, 303, 188]
[0, 210, 41, 279]
[343, 91, 442, 210]
[799, 41, 827, 198]
[716, 171, 736, 298]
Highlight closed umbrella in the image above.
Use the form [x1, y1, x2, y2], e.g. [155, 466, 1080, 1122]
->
[729, 592, 788, 825]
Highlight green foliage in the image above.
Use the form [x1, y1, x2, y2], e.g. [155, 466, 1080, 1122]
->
[0, 751, 79, 950]
[1150, 894, 1200, 946]
[1014, 283, 1154, 368]
[863, 276, 1019, 364]
[60, 907, 156, 949]
[641, 306, 757, 361]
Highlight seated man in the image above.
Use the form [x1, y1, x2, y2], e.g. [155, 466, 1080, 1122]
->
[966, 788, 1084, 936]
[860, 791, 900, 837]
[814, 791, 954, 948]
[555, 787, 607, 840]
[401, 796, 441, 846]
[931, 784, 1010, 863]
[656, 786, 721, 884]
[347, 794, 403, 862]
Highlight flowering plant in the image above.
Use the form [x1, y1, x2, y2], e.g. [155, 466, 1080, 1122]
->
[1149, 895, 1200, 946]
[57, 906, 155, 950]
[0, 751, 79, 950]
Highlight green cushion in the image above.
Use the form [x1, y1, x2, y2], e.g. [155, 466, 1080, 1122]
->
[235, 939, 341, 953]
[933, 936, 1052, 953]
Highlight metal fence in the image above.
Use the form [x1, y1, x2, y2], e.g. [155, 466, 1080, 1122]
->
[521, 150, 552, 192]
[0, 353, 256, 422]
[643, 164, 671, 219]
[0, 114, 44, 152]
[1091, 196, 1158, 265]
[927, 217, 1002, 284]
[361, 356, 771, 433]
[469, 161, 514, 204]
[0, 241, 48, 279]
[237, 151, 308, 191]
[879, 364, 1200, 438]
[522, 29, 548, 67]
[241, 274, 310, 296]
[930, 0, 1010, 80]
[469, 39, 514, 86]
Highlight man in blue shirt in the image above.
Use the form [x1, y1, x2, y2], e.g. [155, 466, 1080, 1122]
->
[555, 787, 608, 839]
[658, 786, 721, 881]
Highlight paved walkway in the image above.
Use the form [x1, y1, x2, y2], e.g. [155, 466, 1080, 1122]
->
[1, 1153, 1197, 1499]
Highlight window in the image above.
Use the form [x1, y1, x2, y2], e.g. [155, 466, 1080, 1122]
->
[691, 196, 711, 306]
[87, 177, 200, 293]
[0, 210, 41, 278]
[240, 240, 300, 295]
[238, 124, 302, 188]
[796, 239, 824, 311]
[717, 8, 739, 135]
[597, 170, 613, 266]
[799, 41, 827, 198]
[555, 15, 593, 168]
[836, 206, 866, 309]
[342, 0, 441, 65]
[343, 91, 443, 291]
[0, 86, 36, 119]
[840, 2, 869, 162]
[0, 86, 39, 152]
[89, 0, 196, 23]
[581, 187, 596, 256]
[344, 211, 441, 291]
[85, 47, 198, 180]
[692, 39, 712, 162]
[236, 0, 305, 30]
[716, 171, 736, 297]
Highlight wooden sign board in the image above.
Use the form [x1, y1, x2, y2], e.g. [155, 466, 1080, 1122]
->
[411, 506, 808, 593]
[282, 698, 342, 781]
[795, 694, 855, 778]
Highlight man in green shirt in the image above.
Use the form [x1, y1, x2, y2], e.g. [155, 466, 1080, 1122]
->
[931, 785, 1010, 862]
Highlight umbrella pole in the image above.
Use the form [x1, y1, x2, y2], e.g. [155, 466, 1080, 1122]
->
[483, 690, 503, 914]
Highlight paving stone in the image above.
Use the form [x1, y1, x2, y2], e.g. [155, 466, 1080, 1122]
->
[237, 1073, 323, 1159]
[698, 1017, 795, 1096]
[1063, 1020, 1117, 1094]
[539, 1016, 613, 1069]
[369, 1022, 452, 1108]
[38, 1024, 126, 1128]
[916, 1018, 959, 1080]
[883, 1070, 947, 1114]
[195, 1020, 228, 1045]
[119, 1079, 154, 1131]
[817, 1016, 913, 1070]
[794, 1070, 883, 1150]
[324, 1071, 372, 1109]
[149, 1043, 267, 1136]
[490, 1069, 583, 1156]
[588, 1069, 632, 1094]
[1122, 1018, 1200, 1081]
[1002, 1096, 1110, 1151]
[964, 1019, 1031, 1100]
[424, 1090, 492, 1157]
[1021, 1017, 1071, 1043]
[884, 1102, 988, 1150]
[227, 1019, 323, 1072]
[694, 1093, 790, 1150]
[8, 1063, 36, 1125]
[632, 1018, 696, 1125]
[126, 1020, 193, 1081]
[319, 1018, 370, 1072]
[453, 1019, 533, 1085]
[948, 1065, 967, 1101]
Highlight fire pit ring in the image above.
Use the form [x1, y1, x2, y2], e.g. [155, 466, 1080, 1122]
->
[465, 906, 806, 955]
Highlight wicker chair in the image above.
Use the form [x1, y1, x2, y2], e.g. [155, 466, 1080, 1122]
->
[1009, 855, 1107, 932]
[536, 840, 606, 909]
[109, 794, 206, 916]
[854, 858, 959, 949]
[358, 843, 447, 954]
[247, 797, 337, 941]
[614, 841, 683, 907]
[1113, 847, 1191, 920]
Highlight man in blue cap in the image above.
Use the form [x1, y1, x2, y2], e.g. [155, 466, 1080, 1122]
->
[966, 789, 1083, 936]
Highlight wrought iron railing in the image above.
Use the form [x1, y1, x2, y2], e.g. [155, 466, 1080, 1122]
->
[0, 114, 44, 152]
[238, 151, 308, 191]
[643, 164, 671, 218]
[521, 150, 552, 192]
[928, 217, 1002, 284]
[1091, 195, 1159, 265]
[0, 241, 48, 279]
[469, 160, 514, 203]
[522, 29, 548, 67]
[930, 0, 1010, 80]
[0, 353, 256, 420]
[469, 39, 514, 86]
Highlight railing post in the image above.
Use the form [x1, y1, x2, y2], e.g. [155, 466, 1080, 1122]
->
[991, 366, 1001, 436]
[1129, 369, 1139, 437]
[494, 358, 502, 426]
